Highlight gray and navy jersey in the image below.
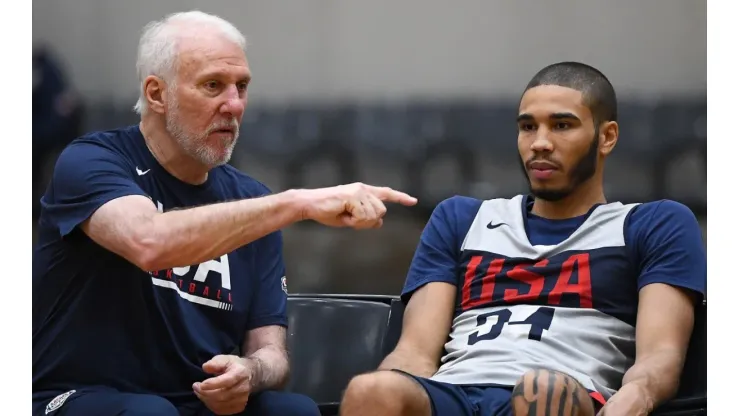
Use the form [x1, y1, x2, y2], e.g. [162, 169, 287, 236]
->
[401, 195, 706, 402]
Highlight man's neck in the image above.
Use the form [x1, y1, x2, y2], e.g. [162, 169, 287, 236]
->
[530, 177, 606, 220]
[139, 119, 210, 185]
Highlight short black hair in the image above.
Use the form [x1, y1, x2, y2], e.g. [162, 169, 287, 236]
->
[523, 61, 618, 126]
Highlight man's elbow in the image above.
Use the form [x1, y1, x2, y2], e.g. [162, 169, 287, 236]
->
[125, 223, 170, 272]
[83, 210, 170, 272]
[379, 345, 440, 377]
[130, 238, 163, 272]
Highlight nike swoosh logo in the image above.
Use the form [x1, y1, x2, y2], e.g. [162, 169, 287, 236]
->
[136, 167, 150, 176]
[486, 221, 506, 230]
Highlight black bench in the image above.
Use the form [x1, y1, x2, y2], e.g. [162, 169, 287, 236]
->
[285, 294, 706, 416]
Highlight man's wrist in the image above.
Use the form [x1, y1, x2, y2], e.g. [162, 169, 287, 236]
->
[273, 189, 308, 223]
[243, 355, 265, 392]
[620, 380, 657, 412]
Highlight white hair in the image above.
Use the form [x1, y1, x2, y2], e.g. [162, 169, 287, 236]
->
[133, 10, 247, 115]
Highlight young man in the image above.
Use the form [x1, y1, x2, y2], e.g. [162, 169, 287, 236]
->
[339, 62, 706, 416]
[32, 11, 416, 416]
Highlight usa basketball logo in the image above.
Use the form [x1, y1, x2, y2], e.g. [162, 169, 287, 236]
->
[45, 390, 76, 414]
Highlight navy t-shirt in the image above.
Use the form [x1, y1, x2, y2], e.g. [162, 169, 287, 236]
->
[32, 125, 288, 404]
[402, 195, 707, 312]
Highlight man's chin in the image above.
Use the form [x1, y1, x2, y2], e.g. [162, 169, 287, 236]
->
[207, 149, 235, 167]
[530, 187, 571, 202]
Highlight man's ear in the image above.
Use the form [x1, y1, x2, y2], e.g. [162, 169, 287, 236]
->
[143, 75, 167, 114]
[599, 121, 619, 156]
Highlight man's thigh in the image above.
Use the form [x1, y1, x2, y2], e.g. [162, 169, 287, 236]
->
[33, 387, 179, 416]
[181, 391, 320, 416]
[393, 370, 513, 416]
[242, 391, 320, 416]
[512, 369, 600, 416]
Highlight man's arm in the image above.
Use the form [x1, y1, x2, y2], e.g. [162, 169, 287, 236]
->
[620, 283, 696, 411]
[601, 201, 706, 415]
[47, 142, 306, 271]
[378, 196, 479, 377]
[82, 192, 301, 272]
[241, 325, 290, 392]
[47, 141, 415, 273]
[378, 282, 456, 377]
[81, 182, 415, 272]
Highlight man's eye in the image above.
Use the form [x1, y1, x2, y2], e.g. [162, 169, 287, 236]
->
[519, 123, 535, 131]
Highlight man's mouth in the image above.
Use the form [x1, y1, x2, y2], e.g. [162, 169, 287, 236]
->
[527, 161, 558, 179]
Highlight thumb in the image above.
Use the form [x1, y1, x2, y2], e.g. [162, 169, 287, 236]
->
[339, 213, 358, 228]
[202, 355, 232, 375]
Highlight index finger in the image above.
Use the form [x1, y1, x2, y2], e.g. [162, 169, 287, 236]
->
[368, 186, 418, 206]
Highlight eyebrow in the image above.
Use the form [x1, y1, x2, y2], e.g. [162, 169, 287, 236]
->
[517, 114, 535, 123]
[516, 112, 581, 122]
[199, 71, 252, 83]
[549, 112, 580, 121]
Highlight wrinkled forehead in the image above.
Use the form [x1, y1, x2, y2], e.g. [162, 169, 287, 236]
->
[518, 85, 592, 121]
[174, 31, 250, 80]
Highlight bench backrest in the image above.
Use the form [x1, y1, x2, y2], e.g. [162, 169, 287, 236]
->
[285, 296, 394, 404]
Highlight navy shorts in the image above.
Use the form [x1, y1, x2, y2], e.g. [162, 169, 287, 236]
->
[32, 386, 320, 416]
[394, 370, 513, 416]
[395, 370, 604, 416]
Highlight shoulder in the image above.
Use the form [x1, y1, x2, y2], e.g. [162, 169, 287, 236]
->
[53, 126, 142, 179]
[430, 195, 484, 229]
[624, 200, 706, 297]
[624, 199, 705, 270]
[59, 126, 140, 164]
[435, 194, 484, 215]
[626, 199, 700, 238]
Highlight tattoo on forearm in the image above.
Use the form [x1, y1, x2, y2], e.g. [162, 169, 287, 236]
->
[511, 370, 586, 416]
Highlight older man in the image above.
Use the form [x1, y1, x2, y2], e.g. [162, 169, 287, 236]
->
[32, 11, 416, 416]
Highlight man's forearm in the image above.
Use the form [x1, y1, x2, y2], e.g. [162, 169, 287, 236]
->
[140, 190, 304, 271]
[378, 349, 439, 378]
[244, 346, 290, 392]
[621, 349, 685, 410]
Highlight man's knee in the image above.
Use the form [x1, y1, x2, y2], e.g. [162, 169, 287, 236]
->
[340, 370, 430, 415]
[246, 391, 319, 416]
[343, 371, 402, 404]
[511, 369, 595, 416]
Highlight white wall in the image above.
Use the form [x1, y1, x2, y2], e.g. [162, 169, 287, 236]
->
[33, 0, 707, 103]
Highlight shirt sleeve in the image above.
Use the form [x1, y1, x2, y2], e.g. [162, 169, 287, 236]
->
[42, 141, 149, 238]
[626, 200, 707, 300]
[401, 196, 481, 303]
[246, 228, 288, 330]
